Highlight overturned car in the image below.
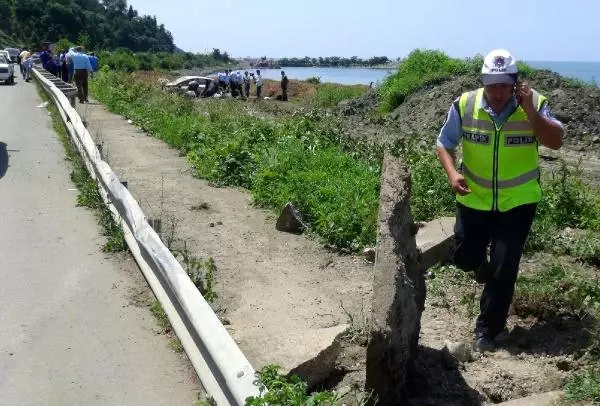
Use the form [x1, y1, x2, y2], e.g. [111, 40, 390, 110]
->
[163, 75, 219, 98]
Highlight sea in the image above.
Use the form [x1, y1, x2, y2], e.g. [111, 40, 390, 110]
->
[252, 62, 600, 86]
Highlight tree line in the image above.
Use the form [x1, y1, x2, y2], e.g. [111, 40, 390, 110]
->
[276, 56, 391, 67]
[0, 0, 174, 52]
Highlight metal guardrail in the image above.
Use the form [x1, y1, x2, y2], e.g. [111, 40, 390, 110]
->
[34, 66, 79, 104]
[32, 67, 261, 406]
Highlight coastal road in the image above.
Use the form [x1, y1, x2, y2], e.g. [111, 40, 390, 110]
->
[0, 77, 201, 404]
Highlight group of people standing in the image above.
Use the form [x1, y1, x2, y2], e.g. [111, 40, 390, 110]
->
[216, 69, 289, 101]
[39, 46, 98, 104]
[217, 69, 263, 99]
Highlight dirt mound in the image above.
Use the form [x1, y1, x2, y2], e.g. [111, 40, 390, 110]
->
[387, 74, 480, 138]
[378, 71, 600, 151]
[338, 89, 380, 116]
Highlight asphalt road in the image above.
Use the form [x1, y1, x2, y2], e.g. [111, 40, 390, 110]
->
[0, 76, 201, 405]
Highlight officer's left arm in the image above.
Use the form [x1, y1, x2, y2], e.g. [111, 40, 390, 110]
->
[516, 82, 564, 150]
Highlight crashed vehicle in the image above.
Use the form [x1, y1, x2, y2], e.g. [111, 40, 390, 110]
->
[163, 75, 217, 97]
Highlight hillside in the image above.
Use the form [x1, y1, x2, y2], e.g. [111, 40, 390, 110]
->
[0, 0, 174, 51]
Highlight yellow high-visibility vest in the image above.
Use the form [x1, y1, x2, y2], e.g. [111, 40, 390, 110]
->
[456, 88, 546, 211]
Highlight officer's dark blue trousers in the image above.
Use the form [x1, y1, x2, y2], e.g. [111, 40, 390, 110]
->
[451, 202, 537, 339]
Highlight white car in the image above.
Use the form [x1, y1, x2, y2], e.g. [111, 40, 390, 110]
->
[4, 47, 20, 64]
[0, 54, 15, 84]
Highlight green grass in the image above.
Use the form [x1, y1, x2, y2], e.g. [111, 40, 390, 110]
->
[526, 161, 600, 266]
[37, 84, 127, 253]
[150, 300, 171, 331]
[565, 369, 600, 404]
[513, 262, 600, 321]
[390, 137, 456, 221]
[244, 365, 341, 405]
[311, 83, 366, 108]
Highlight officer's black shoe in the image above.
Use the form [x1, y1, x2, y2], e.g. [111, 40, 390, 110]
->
[474, 336, 496, 353]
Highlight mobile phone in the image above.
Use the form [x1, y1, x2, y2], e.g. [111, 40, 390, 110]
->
[514, 79, 522, 105]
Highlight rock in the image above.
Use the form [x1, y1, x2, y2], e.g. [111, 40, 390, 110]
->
[275, 202, 306, 234]
[593, 136, 600, 144]
[442, 340, 472, 363]
[363, 247, 376, 263]
[282, 324, 349, 390]
[550, 89, 566, 99]
[366, 153, 425, 405]
[415, 216, 455, 270]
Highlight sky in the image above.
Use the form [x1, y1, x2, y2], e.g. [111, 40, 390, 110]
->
[130, 0, 600, 62]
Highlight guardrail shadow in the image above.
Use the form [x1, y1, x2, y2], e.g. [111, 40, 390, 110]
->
[0, 142, 8, 178]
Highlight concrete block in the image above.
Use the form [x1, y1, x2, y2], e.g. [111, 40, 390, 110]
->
[283, 324, 349, 389]
[415, 216, 455, 270]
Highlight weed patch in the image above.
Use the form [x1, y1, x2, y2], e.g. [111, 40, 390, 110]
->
[513, 261, 600, 321]
[526, 160, 600, 265]
[565, 369, 600, 404]
[245, 365, 340, 405]
[312, 84, 367, 108]
[173, 242, 218, 303]
[425, 264, 480, 317]
[150, 300, 171, 332]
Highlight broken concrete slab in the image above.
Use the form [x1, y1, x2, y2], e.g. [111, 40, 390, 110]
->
[415, 216, 455, 270]
[492, 391, 563, 406]
[249, 324, 349, 389]
[285, 324, 349, 389]
[366, 153, 425, 405]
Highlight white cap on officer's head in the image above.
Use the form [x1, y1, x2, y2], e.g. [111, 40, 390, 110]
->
[481, 49, 518, 86]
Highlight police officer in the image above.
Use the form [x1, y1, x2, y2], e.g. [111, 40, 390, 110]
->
[436, 49, 564, 352]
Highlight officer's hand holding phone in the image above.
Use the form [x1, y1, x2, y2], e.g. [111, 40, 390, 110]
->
[515, 80, 535, 113]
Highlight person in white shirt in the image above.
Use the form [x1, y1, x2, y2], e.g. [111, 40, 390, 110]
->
[254, 70, 263, 99]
